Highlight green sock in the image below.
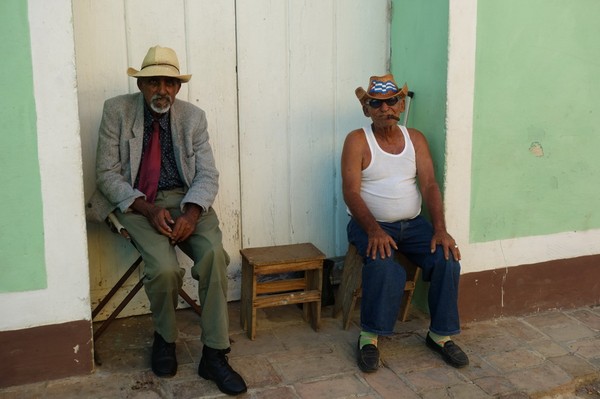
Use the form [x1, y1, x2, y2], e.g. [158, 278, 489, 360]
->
[359, 331, 378, 348]
[429, 331, 451, 347]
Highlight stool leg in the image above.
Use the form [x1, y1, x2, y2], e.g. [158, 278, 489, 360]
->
[306, 268, 322, 332]
[249, 272, 257, 340]
[240, 259, 248, 330]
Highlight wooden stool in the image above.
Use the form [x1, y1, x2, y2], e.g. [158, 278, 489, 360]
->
[332, 244, 421, 330]
[240, 243, 326, 340]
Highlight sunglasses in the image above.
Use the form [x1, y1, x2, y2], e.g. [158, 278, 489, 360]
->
[366, 96, 402, 109]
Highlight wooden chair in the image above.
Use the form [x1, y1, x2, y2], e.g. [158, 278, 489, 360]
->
[332, 244, 421, 330]
[91, 213, 202, 341]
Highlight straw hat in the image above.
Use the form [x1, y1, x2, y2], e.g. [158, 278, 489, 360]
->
[127, 45, 191, 82]
[355, 74, 408, 104]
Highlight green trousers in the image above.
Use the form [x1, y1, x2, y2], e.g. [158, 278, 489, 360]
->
[116, 189, 230, 349]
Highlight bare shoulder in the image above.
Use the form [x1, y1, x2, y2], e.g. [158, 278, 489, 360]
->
[343, 128, 367, 148]
[346, 127, 366, 140]
[406, 127, 430, 150]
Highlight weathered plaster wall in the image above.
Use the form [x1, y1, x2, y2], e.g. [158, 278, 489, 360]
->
[0, 0, 46, 293]
[446, 0, 600, 275]
[0, 0, 90, 332]
[470, 0, 600, 243]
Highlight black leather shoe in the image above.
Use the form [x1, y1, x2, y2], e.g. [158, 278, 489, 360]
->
[198, 346, 247, 396]
[151, 332, 177, 377]
[426, 333, 469, 368]
[357, 339, 379, 372]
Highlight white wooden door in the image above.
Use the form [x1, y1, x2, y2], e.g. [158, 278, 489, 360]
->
[74, 0, 389, 319]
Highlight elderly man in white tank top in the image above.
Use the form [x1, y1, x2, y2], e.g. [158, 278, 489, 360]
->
[341, 74, 469, 372]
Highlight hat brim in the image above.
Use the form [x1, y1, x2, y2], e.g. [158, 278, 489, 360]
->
[355, 83, 408, 104]
[127, 65, 191, 83]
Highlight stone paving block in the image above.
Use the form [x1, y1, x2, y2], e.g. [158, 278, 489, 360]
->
[168, 376, 222, 399]
[461, 319, 506, 341]
[182, 338, 203, 362]
[473, 375, 519, 397]
[363, 366, 420, 399]
[505, 363, 572, 394]
[496, 392, 530, 399]
[457, 354, 502, 381]
[293, 374, 370, 398]
[420, 384, 493, 399]
[175, 308, 203, 339]
[403, 367, 467, 392]
[94, 346, 152, 373]
[94, 315, 155, 350]
[568, 337, 600, 361]
[549, 354, 597, 378]
[530, 338, 570, 358]
[228, 330, 286, 357]
[261, 305, 309, 326]
[456, 331, 523, 357]
[543, 323, 596, 343]
[378, 331, 426, 357]
[0, 382, 47, 399]
[495, 317, 547, 342]
[46, 371, 159, 399]
[420, 387, 453, 399]
[484, 348, 545, 373]
[271, 323, 337, 354]
[524, 311, 574, 329]
[232, 355, 282, 388]
[250, 385, 299, 399]
[383, 345, 443, 373]
[448, 382, 494, 398]
[568, 309, 600, 331]
[270, 350, 355, 383]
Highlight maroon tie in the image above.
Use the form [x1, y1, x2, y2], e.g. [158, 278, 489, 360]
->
[138, 120, 161, 203]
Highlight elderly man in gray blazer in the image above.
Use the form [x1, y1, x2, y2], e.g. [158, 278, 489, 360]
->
[88, 45, 246, 396]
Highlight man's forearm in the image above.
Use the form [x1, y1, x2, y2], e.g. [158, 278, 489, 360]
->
[422, 185, 447, 233]
[131, 197, 158, 218]
[345, 194, 381, 235]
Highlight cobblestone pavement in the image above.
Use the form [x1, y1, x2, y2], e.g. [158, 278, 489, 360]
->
[1, 301, 599, 398]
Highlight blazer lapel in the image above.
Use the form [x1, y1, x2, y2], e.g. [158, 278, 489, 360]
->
[170, 102, 190, 186]
[128, 95, 145, 184]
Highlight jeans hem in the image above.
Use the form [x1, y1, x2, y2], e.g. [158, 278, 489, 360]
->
[429, 326, 461, 336]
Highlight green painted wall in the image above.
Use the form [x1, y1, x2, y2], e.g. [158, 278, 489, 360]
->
[391, 0, 449, 190]
[0, 0, 47, 292]
[391, 0, 449, 312]
[471, 0, 600, 242]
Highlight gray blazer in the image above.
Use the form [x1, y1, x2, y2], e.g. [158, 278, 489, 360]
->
[86, 92, 219, 222]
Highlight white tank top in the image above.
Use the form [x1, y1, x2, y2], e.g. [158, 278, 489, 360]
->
[350, 124, 422, 222]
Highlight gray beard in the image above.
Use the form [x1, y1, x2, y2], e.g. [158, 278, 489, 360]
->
[150, 95, 171, 114]
[150, 102, 171, 114]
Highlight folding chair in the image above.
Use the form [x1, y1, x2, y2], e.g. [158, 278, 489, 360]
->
[91, 212, 202, 341]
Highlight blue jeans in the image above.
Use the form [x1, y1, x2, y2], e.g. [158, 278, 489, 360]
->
[347, 215, 461, 336]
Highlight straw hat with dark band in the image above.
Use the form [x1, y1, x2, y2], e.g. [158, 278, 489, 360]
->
[127, 45, 191, 83]
[355, 73, 408, 104]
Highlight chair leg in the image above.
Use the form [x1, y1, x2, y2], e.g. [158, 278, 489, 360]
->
[178, 288, 202, 316]
[92, 256, 143, 319]
[93, 278, 144, 341]
[343, 292, 360, 330]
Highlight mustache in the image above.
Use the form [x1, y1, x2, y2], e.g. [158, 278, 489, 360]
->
[151, 94, 172, 104]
